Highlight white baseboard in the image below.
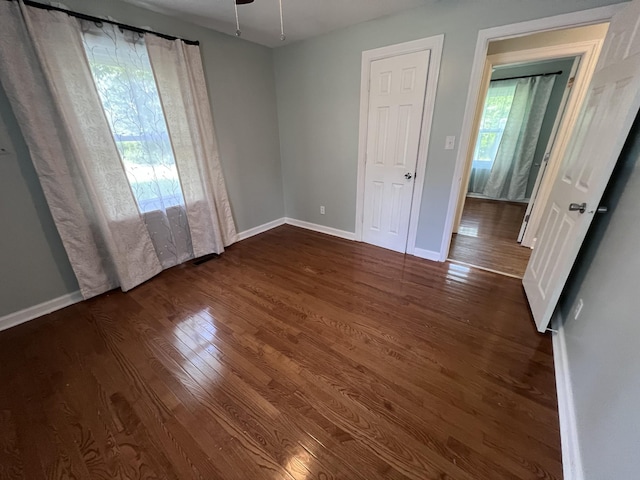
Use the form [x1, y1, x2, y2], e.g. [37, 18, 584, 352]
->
[552, 314, 584, 480]
[466, 193, 529, 204]
[412, 247, 442, 262]
[0, 218, 348, 334]
[237, 217, 286, 241]
[237, 216, 356, 242]
[284, 218, 356, 241]
[0, 291, 83, 333]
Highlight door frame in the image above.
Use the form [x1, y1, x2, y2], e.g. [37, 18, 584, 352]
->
[452, 38, 605, 248]
[439, 4, 625, 261]
[355, 35, 444, 254]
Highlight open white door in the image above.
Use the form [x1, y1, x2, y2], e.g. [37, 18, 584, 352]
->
[518, 57, 581, 244]
[524, 0, 640, 333]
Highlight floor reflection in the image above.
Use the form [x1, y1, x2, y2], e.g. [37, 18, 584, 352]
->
[445, 261, 472, 282]
[170, 308, 224, 392]
[284, 445, 313, 479]
[458, 224, 480, 237]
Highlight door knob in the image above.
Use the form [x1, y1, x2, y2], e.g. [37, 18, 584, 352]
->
[569, 202, 587, 214]
[405, 172, 413, 180]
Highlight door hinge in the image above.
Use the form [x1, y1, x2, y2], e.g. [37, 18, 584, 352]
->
[543, 152, 550, 163]
[524, 214, 530, 222]
[567, 76, 575, 88]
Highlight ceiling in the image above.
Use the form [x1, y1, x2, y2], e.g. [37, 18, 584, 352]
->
[121, 0, 431, 47]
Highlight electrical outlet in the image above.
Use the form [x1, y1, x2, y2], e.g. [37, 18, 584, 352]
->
[445, 136, 456, 150]
[320, 205, 325, 215]
[574, 298, 584, 320]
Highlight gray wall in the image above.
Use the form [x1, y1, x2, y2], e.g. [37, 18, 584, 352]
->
[0, 86, 79, 316]
[490, 57, 576, 199]
[0, 0, 627, 318]
[557, 116, 640, 479]
[273, 0, 624, 249]
[0, 0, 284, 316]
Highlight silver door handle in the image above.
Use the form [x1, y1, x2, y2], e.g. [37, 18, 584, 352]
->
[569, 202, 587, 214]
[405, 172, 413, 180]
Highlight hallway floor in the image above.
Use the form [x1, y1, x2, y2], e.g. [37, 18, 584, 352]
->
[449, 197, 532, 277]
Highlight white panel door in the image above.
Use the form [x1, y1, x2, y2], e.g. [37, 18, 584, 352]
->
[362, 50, 430, 252]
[524, 0, 640, 332]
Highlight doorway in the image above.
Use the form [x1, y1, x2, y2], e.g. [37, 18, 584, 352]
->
[447, 23, 609, 277]
[355, 36, 443, 254]
[450, 57, 577, 276]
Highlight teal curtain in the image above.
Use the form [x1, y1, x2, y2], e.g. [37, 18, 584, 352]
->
[483, 76, 556, 200]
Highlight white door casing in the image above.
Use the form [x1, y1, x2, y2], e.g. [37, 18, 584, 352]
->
[524, 0, 640, 332]
[361, 50, 430, 252]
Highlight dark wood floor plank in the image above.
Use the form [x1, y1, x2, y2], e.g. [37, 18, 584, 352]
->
[189, 246, 559, 453]
[33, 310, 174, 480]
[150, 318, 372, 480]
[0, 410, 24, 480]
[87, 305, 279, 480]
[11, 334, 94, 480]
[449, 197, 532, 277]
[174, 312, 411, 480]
[0, 356, 46, 480]
[0, 349, 25, 480]
[0, 225, 561, 480]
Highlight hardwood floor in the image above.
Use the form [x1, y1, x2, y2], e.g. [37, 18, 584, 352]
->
[449, 197, 533, 277]
[0, 225, 561, 480]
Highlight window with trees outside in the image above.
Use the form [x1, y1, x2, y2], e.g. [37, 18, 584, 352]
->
[83, 29, 185, 214]
[472, 80, 517, 170]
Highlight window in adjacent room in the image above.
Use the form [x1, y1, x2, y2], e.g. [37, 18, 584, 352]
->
[471, 80, 517, 170]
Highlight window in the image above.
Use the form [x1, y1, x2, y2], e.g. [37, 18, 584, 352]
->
[83, 28, 184, 214]
[472, 80, 517, 170]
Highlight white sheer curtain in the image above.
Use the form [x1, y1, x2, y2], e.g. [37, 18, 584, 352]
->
[483, 76, 556, 200]
[0, 3, 162, 297]
[0, 2, 237, 298]
[145, 35, 237, 254]
[468, 79, 518, 194]
[81, 22, 195, 269]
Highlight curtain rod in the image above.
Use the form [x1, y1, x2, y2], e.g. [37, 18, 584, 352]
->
[8, 0, 199, 45]
[491, 70, 563, 83]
